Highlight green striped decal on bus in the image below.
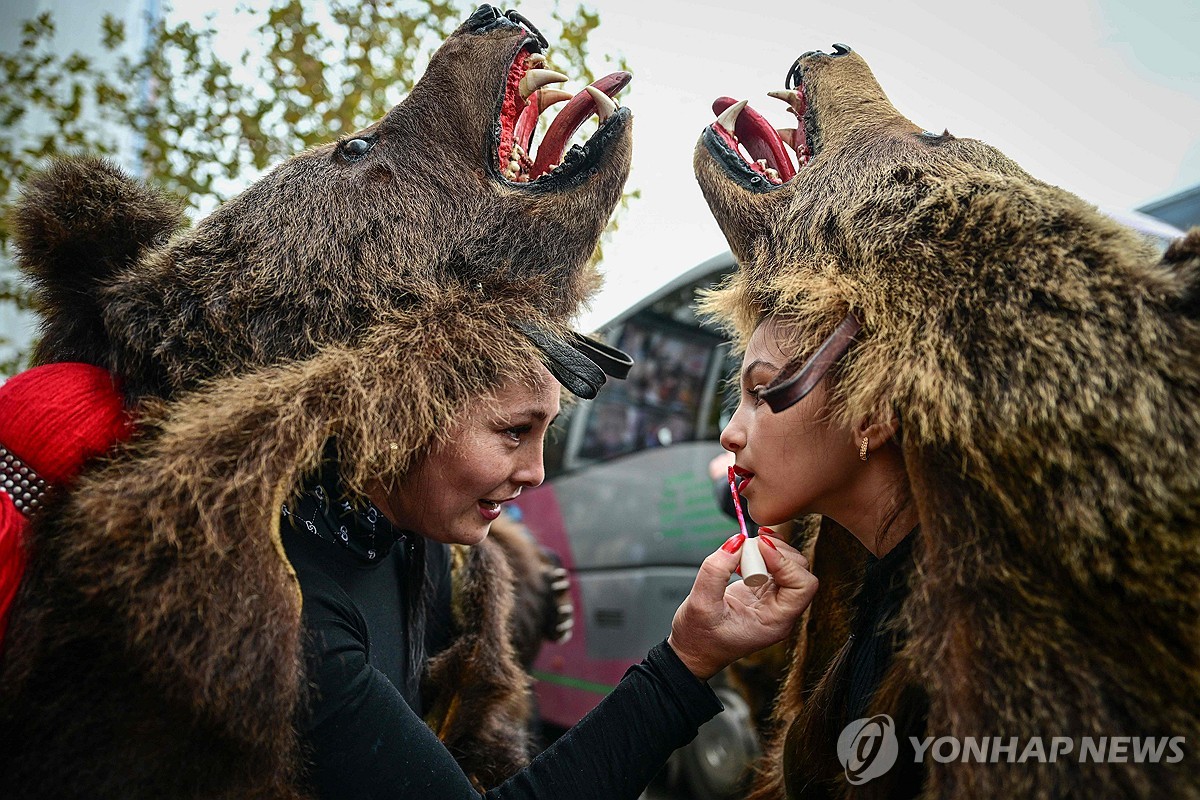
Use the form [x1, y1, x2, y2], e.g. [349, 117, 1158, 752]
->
[530, 670, 615, 695]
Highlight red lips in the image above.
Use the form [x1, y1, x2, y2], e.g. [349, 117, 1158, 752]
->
[731, 465, 754, 493]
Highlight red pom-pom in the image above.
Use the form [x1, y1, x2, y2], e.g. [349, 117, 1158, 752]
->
[0, 362, 131, 484]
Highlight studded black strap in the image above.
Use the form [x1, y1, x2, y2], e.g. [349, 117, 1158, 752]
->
[1, 445, 48, 516]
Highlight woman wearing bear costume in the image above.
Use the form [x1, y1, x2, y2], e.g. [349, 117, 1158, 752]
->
[720, 313, 924, 798]
[281, 352, 819, 799]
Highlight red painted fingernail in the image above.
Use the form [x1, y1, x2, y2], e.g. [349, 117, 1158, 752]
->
[761, 535, 778, 551]
[758, 526, 775, 535]
[721, 533, 746, 553]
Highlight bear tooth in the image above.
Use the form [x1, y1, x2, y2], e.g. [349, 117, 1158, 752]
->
[527, 53, 546, 68]
[768, 89, 806, 118]
[715, 99, 747, 135]
[520, 68, 568, 101]
[585, 86, 617, 121]
[776, 128, 797, 151]
[538, 87, 573, 112]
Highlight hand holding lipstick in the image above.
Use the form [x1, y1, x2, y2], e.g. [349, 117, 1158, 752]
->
[666, 526, 818, 682]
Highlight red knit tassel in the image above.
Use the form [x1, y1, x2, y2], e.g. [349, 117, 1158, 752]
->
[0, 493, 27, 647]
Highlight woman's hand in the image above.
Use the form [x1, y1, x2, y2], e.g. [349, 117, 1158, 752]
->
[667, 532, 817, 682]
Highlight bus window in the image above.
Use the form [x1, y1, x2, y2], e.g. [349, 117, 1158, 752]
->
[577, 316, 722, 462]
[704, 341, 743, 435]
[542, 416, 570, 480]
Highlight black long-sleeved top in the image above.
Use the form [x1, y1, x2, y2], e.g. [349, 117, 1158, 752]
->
[842, 529, 926, 798]
[281, 468, 723, 799]
[844, 531, 915, 723]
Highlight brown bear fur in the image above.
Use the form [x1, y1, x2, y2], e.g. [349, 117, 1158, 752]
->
[426, 530, 531, 792]
[423, 512, 574, 789]
[695, 47, 1199, 799]
[1, 8, 631, 798]
[483, 511, 573, 670]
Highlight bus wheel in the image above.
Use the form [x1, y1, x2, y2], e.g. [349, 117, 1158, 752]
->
[677, 677, 760, 800]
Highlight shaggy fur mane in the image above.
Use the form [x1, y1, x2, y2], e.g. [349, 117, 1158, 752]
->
[695, 47, 1199, 800]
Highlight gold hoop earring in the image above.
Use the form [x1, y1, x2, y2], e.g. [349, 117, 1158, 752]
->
[859, 437, 869, 462]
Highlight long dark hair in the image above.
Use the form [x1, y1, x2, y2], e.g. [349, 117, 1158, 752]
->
[401, 532, 431, 703]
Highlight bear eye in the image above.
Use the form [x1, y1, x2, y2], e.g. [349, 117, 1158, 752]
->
[341, 137, 374, 160]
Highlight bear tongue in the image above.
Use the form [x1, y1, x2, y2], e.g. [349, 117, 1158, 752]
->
[531, 70, 631, 178]
[712, 96, 797, 181]
[513, 96, 541, 155]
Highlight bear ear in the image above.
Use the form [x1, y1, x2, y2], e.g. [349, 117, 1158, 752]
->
[12, 157, 187, 367]
[1160, 228, 1200, 319]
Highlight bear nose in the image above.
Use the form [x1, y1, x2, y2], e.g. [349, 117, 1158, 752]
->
[504, 9, 549, 49]
[466, 5, 502, 29]
[799, 44, 853, 59]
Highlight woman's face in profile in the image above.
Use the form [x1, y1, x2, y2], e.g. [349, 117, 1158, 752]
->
[720, 318, 860, 526]
[378, 363, 560, 545]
